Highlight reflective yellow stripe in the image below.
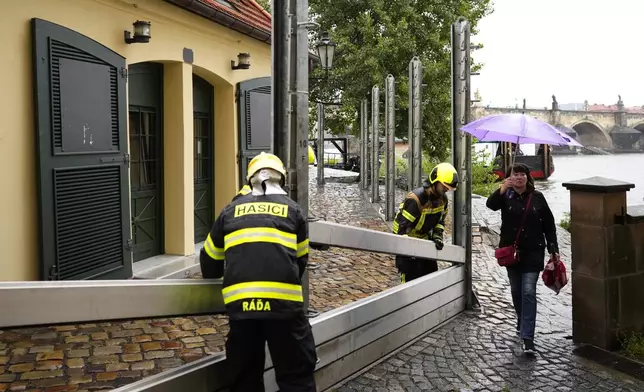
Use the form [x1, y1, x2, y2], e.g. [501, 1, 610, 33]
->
[401, 273, 406, 284]
[204, 234, 225, 260]
[238, 185, 251, 195]
[434, 224, 445, 231]
[296, 239, 309, 257]
[392, 221, 399, 234]
[222, 281, 303, 304]
[224, 227, 297, 251]
[415, 212, 426, 231]
[401, 209, 416, 222]
[415, 205, 445, 231]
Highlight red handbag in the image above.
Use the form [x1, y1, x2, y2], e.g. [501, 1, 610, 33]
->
[495, 193, 532, 267]
[542, 255, 568, 294]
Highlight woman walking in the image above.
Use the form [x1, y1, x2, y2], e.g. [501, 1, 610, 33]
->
[486, 163, 559, 354]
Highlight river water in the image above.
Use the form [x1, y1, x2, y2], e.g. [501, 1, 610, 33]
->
[534, 153, 644, 222]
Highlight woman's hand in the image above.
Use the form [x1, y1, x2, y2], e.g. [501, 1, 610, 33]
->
[551, 252, 560, 263]
[500, 178, 514, 194]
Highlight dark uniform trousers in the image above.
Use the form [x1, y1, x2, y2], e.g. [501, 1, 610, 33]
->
[396, 256, 438, 283]
[226, 313, 317, 392]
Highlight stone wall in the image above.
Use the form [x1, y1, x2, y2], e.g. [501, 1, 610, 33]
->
[563, 177, 644, 350]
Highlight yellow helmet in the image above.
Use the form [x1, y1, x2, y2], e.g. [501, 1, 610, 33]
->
[246, 152, 287, 184]
[308, 145, 316, 165]
[428, 162, 459, 190]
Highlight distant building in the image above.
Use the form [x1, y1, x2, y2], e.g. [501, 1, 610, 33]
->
[559, 103, 587, 110]
[586, 104, 644, 113]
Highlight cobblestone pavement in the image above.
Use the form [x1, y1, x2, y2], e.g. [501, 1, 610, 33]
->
[334, 196, 644, 392]
[0, 169, 410, 391]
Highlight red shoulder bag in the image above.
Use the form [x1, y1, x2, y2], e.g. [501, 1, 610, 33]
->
[494, 193, 532, 267]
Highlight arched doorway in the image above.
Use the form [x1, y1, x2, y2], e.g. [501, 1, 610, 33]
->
[193, 74, 214, 243]
[572, 121, 610, 149]
[128, 62, 164, 262]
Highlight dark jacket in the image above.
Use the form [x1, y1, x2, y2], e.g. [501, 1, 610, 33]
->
[486, 187, 558, 272]
[231, 185, 252, 201]
[199, 194, 309, 320]
[392, 187, 447, 240]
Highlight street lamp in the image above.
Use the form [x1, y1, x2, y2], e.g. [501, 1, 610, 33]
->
[315, 31, 336, 70]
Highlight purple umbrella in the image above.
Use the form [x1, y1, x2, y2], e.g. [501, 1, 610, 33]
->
[461, 113, 583, 147]
[553, 128, 583, 147]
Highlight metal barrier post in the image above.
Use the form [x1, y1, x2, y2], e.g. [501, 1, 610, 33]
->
[451, 17, 474, 310]
[289, 0, 319, 317]
[408, 57, 423, 189]
[271, 0, 289, 170]
[360, 99, 368, 190]
[371, 86, 380, 202]
[317, 102, 325, 185]
[384, 75, 396, 220]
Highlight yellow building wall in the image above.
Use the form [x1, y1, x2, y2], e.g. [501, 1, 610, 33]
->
[0, 0, 271, 280]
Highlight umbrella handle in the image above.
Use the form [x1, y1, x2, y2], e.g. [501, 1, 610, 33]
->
[511, 138, 519, 167]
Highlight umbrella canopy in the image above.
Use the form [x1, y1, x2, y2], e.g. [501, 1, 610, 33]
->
[555, 124, 578, 136]
[553, 127, 583, 147]
[461, 113, 583, 147]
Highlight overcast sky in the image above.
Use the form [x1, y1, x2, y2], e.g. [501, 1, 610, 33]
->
[470, 0, 643, 108]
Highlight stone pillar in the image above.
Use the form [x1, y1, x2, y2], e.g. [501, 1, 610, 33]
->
[163, 62, 194, 255]
[213, 84, 236, 214]
[563, 176, 642, 350]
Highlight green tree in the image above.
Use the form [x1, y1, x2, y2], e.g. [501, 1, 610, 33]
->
[255, 0, 270, 12]
[308, 0, 493, 161]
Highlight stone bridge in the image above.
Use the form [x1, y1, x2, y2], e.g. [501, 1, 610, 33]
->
[472, 101, 644, 151]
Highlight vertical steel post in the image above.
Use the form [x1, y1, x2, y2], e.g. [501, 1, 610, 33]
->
[271, 0, 290, 170]
[293, 0, 310, 214]
[360, 100, 368, 190]
[317, 103, 325, 185]
[385, 75, 396, 220]
[451, 17, 473, 310]
[290, 0, 319, 317]
[408, 57, 423, 189]
[371, 86, 380, 202]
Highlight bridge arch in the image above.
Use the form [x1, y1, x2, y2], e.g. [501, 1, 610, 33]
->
[570, 120, 611, 149]
[632, 123, 644, 150]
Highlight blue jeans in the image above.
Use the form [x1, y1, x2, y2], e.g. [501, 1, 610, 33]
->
[507, 269, 539, 340]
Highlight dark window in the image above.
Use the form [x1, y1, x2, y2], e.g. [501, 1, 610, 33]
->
[194, 112, 213, 184]
[237, 77, 272, 184]
[129, 109, 159, 191]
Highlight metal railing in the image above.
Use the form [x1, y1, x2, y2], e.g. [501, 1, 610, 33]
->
[138, 219, 465, 281]
[111, 265, 466, 392]
[0, 221, 464, 329]
[0, 279, 224, 328]
[0, 221, 467, 391]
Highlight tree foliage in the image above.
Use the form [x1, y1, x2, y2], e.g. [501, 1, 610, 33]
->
[308, 0, 492, 161]
[255, 0, 271, 12]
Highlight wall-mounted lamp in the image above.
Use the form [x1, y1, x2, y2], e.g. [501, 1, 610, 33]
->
[231, 53, 251, 70]
[124, 21, 152, 44]
[315, 32, 336, 70]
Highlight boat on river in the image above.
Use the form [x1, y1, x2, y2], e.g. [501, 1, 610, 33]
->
[475, 142, 555, 180]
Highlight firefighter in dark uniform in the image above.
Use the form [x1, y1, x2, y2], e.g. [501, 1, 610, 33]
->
[200, 152, 317, 392]
[232, 184, 252, 201]
[392, 162, 459, 283]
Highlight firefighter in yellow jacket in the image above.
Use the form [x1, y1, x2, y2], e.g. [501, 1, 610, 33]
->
[392, 162, 459, 283]
[200, 152, 317, 392]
